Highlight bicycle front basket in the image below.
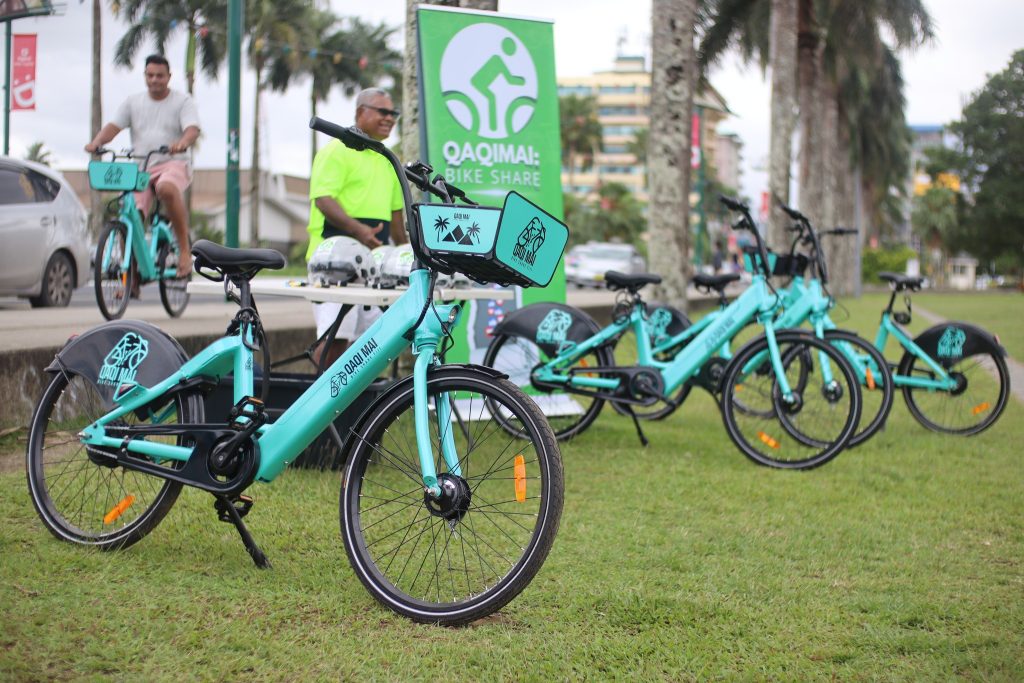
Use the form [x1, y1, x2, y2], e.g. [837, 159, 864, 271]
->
[414, 191, 568, 288]
[88, 161, 150, 192]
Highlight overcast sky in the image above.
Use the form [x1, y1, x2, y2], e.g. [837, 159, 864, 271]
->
[6, 0, 1022, 203]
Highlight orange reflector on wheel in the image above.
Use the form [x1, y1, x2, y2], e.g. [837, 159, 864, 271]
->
[514, 455, 527, 503]
[757, 431, 780, 449]
[972, 402, 990, 415]
[865, 367, 876, 390]
[103, 495, 136, 525]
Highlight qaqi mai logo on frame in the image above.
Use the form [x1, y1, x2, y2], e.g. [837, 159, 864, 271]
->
[439, 23, 538, 140]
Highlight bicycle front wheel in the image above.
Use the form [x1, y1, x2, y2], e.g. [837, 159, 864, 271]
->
[899, 347, 1009, 435]
[720, 331, 861, 470]
[26, 370, 199, 549]
[340, 366, 564, 625]
[157, 239, 191, 318]
[94, 221, 133, 321]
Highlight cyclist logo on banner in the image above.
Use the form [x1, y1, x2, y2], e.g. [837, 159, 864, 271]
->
[513, 217, 546, 266]
[536, 309, 573, 352]
[98, 333, 149, 387]
[937, 326, 966, 359]
[440, 24, 538, 139]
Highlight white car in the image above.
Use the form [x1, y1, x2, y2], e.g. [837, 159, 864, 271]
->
[0, 157, 89, 307]
[564, 242, 647, 287]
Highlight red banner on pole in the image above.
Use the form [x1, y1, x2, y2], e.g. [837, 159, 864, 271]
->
[11, 34, 37, 111]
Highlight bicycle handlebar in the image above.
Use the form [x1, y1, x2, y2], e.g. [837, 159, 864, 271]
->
[719, 195, 773, 282]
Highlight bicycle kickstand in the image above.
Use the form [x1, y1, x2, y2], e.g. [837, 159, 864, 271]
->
[214, 494, 272, 569]
[621, 403, 650, 448]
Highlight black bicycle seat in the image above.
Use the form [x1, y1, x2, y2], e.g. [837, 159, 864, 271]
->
[193, 239, 286, 279]
[878, 272, 924, 290]
[604, 271, 662, 291]
[692, 273, 741, 292]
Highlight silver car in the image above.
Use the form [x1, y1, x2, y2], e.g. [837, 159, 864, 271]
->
[0, 157, 89, 307]
[564, 242, 647, 287]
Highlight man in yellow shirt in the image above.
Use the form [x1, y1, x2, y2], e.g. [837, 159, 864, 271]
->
[307, 88, 408, 365]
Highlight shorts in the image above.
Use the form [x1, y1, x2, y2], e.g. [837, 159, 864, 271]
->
[134, 160, 191, 217]
[313, 302, 382, 341]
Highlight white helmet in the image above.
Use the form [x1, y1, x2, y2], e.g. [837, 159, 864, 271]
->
[435, 271, 473, 290]
[307, 236, 375, 287]
[367, 245, 395, 288]
[379, 243, 416, 287]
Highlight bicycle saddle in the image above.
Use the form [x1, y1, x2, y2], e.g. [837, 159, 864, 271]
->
[691, 273, 741, 292]
[878, 272, 924, 291]
[193, 239, 286, 279]
[604, 271, 662, 292]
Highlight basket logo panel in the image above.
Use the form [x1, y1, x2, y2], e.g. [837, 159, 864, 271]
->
[439, 23, 538, 140]
[98, 333, 149, 387]
[937, 326, 966, 359]
[494, 192, 567, 285]
[513, 217, 546, 266]
[418, 205, 500, 254]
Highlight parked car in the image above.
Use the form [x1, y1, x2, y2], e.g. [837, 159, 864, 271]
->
[564, 242, 647, 287]
[0, 157, 89, 307]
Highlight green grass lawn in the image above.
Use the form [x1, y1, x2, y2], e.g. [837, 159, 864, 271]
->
[1, 292, 1021, 680]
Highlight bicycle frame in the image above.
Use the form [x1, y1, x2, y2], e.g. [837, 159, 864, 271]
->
[98, 192, 177, 283]
[78, 268, 460, 494]
[534, 274, 801, 399]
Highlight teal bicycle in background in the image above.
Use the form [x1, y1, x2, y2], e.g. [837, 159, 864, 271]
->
[26, 119, 566, 625]
[485, 196, 864, 470]
[89, 147, 190, 320]
[778, 203, 1010, 436]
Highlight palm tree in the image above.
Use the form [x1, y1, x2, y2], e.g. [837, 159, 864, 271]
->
[112, 0, 228, 94]
[433, 216, 450, 239]
[466, 223, 481, 243]
[648, 0, 699, 309]
[559, 94, 603, 192]
[246, 0, 314, 246]
[24, 142, 53, 166]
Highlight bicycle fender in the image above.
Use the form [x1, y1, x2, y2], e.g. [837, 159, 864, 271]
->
[492, 302, 602, 357]
[907, 321, 1007, 369]
[645, 302, 691, 346]
[44, 319, 191, 410]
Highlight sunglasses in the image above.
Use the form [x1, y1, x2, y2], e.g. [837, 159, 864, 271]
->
[361, 105, 401, 119]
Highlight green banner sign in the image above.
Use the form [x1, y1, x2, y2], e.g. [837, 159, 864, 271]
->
[417, 5, 565, 364]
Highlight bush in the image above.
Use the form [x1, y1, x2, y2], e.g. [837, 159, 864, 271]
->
[862, 245, 917, 284]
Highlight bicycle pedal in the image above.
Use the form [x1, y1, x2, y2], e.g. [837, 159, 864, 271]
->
[228, 396, 267, 431]
[215, 494, 255, 522]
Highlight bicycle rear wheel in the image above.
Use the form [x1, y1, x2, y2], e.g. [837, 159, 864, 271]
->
[157, 239, 191, 318]
[899, 347, 1009, 435]
[94, 221, 133, 321]
[340, 366, 563, 625]
[483, 332, 612, 440]
[26, 370, 199, 549]
[720, 331, 861, 470]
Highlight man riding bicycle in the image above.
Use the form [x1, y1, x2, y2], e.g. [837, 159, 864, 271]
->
[85, 54, 199, 279]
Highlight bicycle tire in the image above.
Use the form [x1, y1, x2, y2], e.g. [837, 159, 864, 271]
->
[94, 221, 133, 321]
[157, 239, 191, 318]
[340, 366, 563, 625]
[899, 347, 1010, 436]
[720, 330, 861, 470]
[482, 332, 613, 440]
[26, 370, 199, 549]
[823, 329, 894, 448]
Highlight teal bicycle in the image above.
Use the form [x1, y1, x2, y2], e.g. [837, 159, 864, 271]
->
[89, 147, 190, 320]
[26, 119, 566, 625]
[778, 204, 1009, 436]
[485, 197, 863, 470]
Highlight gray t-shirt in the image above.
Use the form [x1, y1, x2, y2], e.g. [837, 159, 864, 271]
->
[112, 90, 200, 169]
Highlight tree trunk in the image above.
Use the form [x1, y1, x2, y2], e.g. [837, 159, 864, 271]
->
[647, 0, 698, 309]
[89, 0, 104, 237]
[403, 0, 493, 163]
[768, 0, 799, 250]
[250, 66, 263, 246]
[311, 91, 318, 164]
[796, 0, 824, 230]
